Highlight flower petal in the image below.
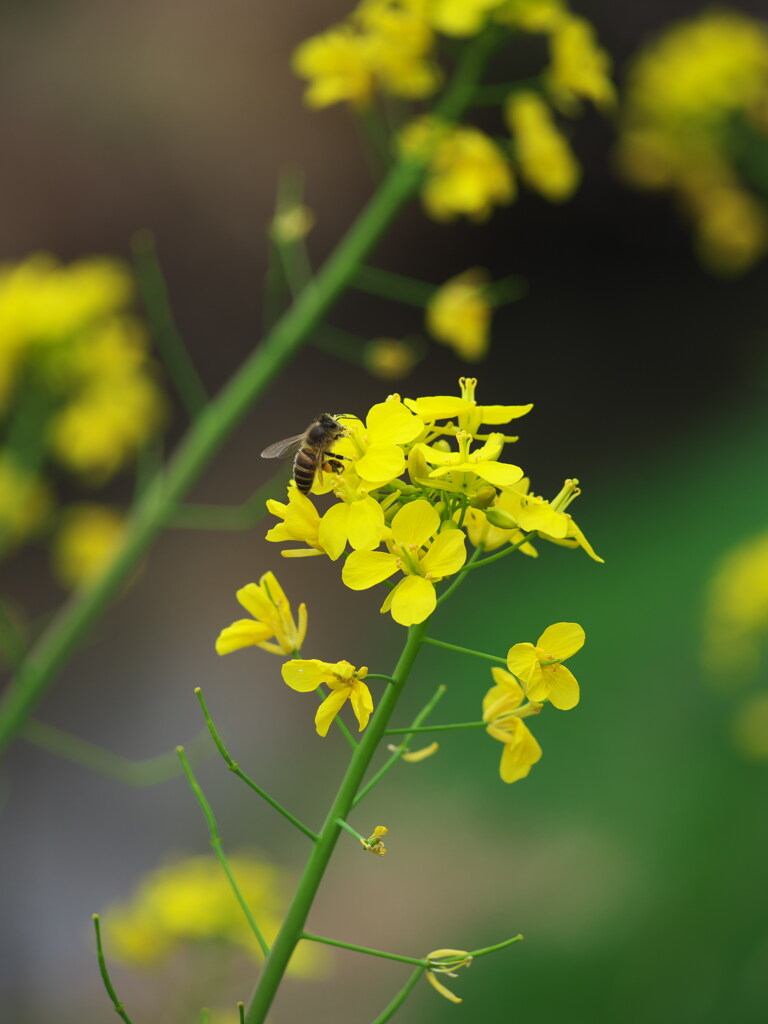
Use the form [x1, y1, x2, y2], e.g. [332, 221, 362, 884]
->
[318, 502, 351, 561]
[349, 680, 375, 731]
[470, 461, 524, 487]
[421, 529, 466, 577]
[355, 444, 405, 483]
[342, 550, 399, 590]
[281, 659, 332, 693]
[314, 687, 350, 737]
[499, 719, 542, 783]
[536, 622, 585, 660]
[347, 496, 386, 550]
[490, 666, 524, 705]
[391, 499, 439, 549]
[505, 642, 540, 686]
[390, 575, 436, 625]
[544, 664, 580, 710]
[236, 583, 272, 621]
[365, 398, 423, 445]
[406, 396, 471, 421]
[480, 403, 533, 424]
[216, 619, 273, 655]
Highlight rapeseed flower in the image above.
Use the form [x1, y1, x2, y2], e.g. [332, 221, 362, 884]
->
[418, 430, 524, 488]
[425, 949, 473, 1003]
[429, 0, 504, 37]
[336, 395, 424, 483]
[506, 92, 580, 201]
[343, 499, 466, 624]
[401, 120, 515, 222]
[282, 658, 373, 736]
[266, 485, 327, 557]
[483, 667, 543, 782]
[426, 269, 493, 361]
[0, 457, 50, 547]
[216, 573, 307, 656]
[52, 504, 124, 589]
[506, 621, 584, 708]
[318, 472, 388, 559]
[546, 16, 616, 112]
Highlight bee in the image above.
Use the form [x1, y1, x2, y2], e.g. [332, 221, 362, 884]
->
[260, 413, 350, 494]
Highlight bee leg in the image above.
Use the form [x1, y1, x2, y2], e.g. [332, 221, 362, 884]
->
[326, 451, 352, 461]
[323, 458, 345, 474]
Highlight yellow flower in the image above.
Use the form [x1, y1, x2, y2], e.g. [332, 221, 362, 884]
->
[401, 120, 515, 221]
[216, 573, 308, 656]
[365, 338, 418, 380]
[495, 0, 567, 33]
[362, 824, 389, 854]
[281, 658, 373, 736]
[292, 27, 375, 109]
[464, 478, 538, 554]
[342, 499, 466, 625]
[506, 92, 581, 201]
[419, 429, 524, 488]
[426, 269, 492, 361]
[732, 693, 768, 761]
[425, 949, 473, 1003]
[52, 504, 124, 589]
[505, 477, 603, 562]
[318, 473, 388, 560]
[545, 15, 616, 112]
[483, 666, 543, 782]
[266, 484, 327, 557]
[406, 376, 533, 438]
[703, 530, 768, 677]
[506, 622, 584, 709]
[0, 457, 50, 546]
[338, 395, 424, 483]
[429, 0, 504, 37]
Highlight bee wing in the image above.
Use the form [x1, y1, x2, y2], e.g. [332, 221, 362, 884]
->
[260, 434, 305, 459]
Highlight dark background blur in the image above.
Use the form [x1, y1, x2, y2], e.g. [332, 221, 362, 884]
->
[2, 2, 768, 1022]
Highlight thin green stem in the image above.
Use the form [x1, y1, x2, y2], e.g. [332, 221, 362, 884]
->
[238, 1003, 245, 1024]
[177, 746, 270, 957]
[196, 688, 318, 841]
[371, 966, 426, 1024]
[244, 621, 428, 1023]
[0, 600, 27, 671]
[460, 532, 538, 572]
[22, 720, 211, 786]
[366, 673, 396, 683]
[353, 683, 446, 807]
[469, 934, 524, 958]
[353, 265, 435, 308]
[471, 78, 542, 105]
[423, 636, 506, 664]
[132, 230, 208, 419]
[336, 818, 365, 843]
[301, 932, 428, 968]
[384, 720, 485, 735]
[436, 543, 484, 607]
[0, 96, 434, 757]
[92, 914, 134, 1024]
[167, 469, 289, 530]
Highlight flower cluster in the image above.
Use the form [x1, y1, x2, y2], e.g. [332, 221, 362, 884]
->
[0, 253, 165, 584]
[483, 622, 583, 782]
[265, 377, 601, 627]
[617, 10, 768, 274]
[104, 852, 324, 975]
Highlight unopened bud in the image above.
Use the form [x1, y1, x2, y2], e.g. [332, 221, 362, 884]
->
[485, 507, 518, 530]
[439, 519, 460, 531]
[431, 439, 452, 453]
[408, 445, 430, 485]
[470, 486, 497, 509]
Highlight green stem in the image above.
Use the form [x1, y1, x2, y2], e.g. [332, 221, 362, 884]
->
[167, 470, 290, 530]
[353, 265, 435, 308]
[436, 543, 484, 607]
[384, 720, 485, 735]
[353, 684, 446, 807]
[0, 112, 432, 757]
[22, 719, 211, 786]
[423, 636, 506, 664]
[238, 1003, 245, 1024]
[0, 600, 27, 670]
[336, 818, 365, 843]
[366, 673, 395, 683]
[371, 966, 426, 1024]
[460, 532, 538, 572]
[177, 746, 270, 957]
[471, 78, 542, 106]
[195, 688, 318, 841]
[469, 934, 524, 958]
[92, 914, 135, 1024]
[301, 932, 427, 968]
[132, 230, 208, 419]
[244, 621, 428, 1023]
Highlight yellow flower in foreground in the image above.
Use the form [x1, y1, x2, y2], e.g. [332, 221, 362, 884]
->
[405, 376, 533, 438]
[506, 622, 584, 709]
[483, 666, 542, 783]
[425, 949, 473, 1003]
[426, 269, 492, 361]
[506, 92, 581, 202]
[464, 479, 538, 554]
[282, 659, 373, 736]
[546, 16, 616, 112]
[216, 573, 307, 657]
[52, 504, 124, 589]
[266, 484, 326, 557]
[339, 395, 424, 483]
[402, 120, 515, 222]
[342, 499, 466, 625]
[419, 430, 524, 488]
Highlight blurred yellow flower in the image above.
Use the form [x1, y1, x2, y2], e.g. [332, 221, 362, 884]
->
[506, 92, 581, 201]
[429, 0, 504, 37]
[506, 621, 584, 708]
[216, 573, 308, 657]
[401, 120, 515, 221]
[426, 269, 492, 361]
[52, 504, 124, 589]
[282, 658, 373, 736]
[365, 338, 417, 379]
[703, 530, 768, 678]
[292, 27, 375, 108]
[495, 0, 567, 33]
[731, 693, 768, 761]
[0, 457, 50, 547]
[546, 15, 615, 112]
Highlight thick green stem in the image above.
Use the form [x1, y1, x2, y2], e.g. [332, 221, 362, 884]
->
[244, 622, 427, 1023]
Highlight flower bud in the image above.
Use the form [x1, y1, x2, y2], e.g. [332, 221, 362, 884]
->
[431, 439, 452, 453]
[470, 485, 497, 509]
[408, 445, 430, 485]
[485, 507, 519, 529]
[439, 518, 460, 531]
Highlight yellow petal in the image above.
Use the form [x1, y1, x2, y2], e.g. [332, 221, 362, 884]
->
[406, 396, 471, 420]
[470, 461, 524, 487]
[349, 680, 375, 731]
[347, 497, 386, 550]
[390, 575, 436, 626]
[236, 583, 272, 622]
[318, 502, 351, 561]
[391, 499, 440, 548]
[426, 970, 462, 1004]
[400, 741, 439, 762]
[536, 622, 585, 660]
[505, 642, 540, 685]
[544, 663, 580, 710]
[499, 719, 542, 783]
[314, 688, 350, 737]
[215, 619, 273, 655]
[281, 659, 332, 693]
[479, 403, 533, 424]
[342, 550, 399, 590]
[355, 444, 405, 482]
[421, 529, 466, 578]
[490, 666, 524, 704]
[365, 398, 424, 445]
